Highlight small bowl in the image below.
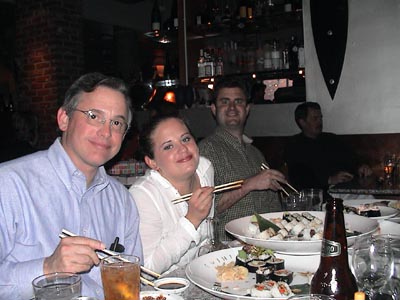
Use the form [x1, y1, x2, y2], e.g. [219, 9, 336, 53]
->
[153, 277, 190, 295]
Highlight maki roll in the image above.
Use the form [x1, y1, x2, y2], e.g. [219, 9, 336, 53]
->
[247, 260, 267, 273]
[358, 204, 381, 217]
[273, 269, 294, 284]
[270, 281, 294, 298]
[265, 257, 285, 270]
[256, 266, 274, 283]
[250, 280, 276, 297]
[236, 249, 252, 267]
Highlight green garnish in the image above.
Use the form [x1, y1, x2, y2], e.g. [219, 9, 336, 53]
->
[254, 213, 281, 233]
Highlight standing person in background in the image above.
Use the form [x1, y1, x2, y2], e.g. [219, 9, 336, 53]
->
[198, 77, 287, 241]
[284, 101, 372, 191]
[129, 115, 214, 274]
[0, 72, 143, 300]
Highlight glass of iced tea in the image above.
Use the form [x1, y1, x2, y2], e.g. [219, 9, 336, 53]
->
[100, 255, 140, 300]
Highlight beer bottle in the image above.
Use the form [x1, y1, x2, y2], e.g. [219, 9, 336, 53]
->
[310, 198, 358, 300]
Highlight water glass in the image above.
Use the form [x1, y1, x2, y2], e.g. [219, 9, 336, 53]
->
[301, 189, 323, 211]
[32, 272, 81, 300]
[352, 234, 396, 300]
[281, 194, 311, 211]
[100, 255, 140, 300]
[197, 216, 227, 257]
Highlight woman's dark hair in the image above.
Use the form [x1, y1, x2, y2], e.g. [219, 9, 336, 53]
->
[139, 114, 193, 159]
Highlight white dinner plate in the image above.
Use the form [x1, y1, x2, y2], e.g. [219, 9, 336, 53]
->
[185, 247, 319, 300]
[225, 211, 379, 255]
[140, 291, 184, 300]
[343, 199, 400, 220]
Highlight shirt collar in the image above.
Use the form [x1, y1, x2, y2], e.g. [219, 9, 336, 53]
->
[48, 138, 109, 190]
[215, 127, 253, 145]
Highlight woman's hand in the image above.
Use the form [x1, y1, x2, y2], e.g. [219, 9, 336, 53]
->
[185, 186, 214, 229]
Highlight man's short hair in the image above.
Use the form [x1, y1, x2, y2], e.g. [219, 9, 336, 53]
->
[212, 77, 249, 104]
[294, 102, 321, 127]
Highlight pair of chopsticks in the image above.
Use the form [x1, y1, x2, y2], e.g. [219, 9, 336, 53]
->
[59, 229, 160, 286]
[171, 179, 244, 204]
[261, 163, 299, 197]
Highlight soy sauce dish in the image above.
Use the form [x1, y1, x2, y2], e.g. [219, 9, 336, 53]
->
[153, 277, 190, 295]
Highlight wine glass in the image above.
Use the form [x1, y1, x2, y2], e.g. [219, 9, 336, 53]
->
[352, 234, 395, 300]
[197, 216, 227, 257]
[383, 154, 397, 182]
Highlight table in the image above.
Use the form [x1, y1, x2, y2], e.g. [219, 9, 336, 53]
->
[329, 176, 400, 197]
[142, 266, 220, 300]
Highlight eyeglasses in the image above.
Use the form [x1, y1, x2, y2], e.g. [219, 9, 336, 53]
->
[73, 109, 128, 134]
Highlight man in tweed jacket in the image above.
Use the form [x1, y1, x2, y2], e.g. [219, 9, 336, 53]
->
[199, 77, 287, 241]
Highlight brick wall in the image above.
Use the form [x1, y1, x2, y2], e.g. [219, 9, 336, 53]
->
[15, 0, 84, 148]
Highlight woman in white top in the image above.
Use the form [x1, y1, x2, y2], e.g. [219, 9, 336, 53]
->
[129, 115, 214, 274]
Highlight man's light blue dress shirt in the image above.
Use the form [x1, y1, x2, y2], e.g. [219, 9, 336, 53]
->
[0, 138, 143, 300]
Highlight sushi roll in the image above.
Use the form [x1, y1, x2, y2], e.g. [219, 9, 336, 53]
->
[247, 260, 267, 273]
[265, 257, 285, 270]
[358, 204, 381, 217]
[251, 280, 275, 297]
[292, 213, 302, 222]
[270, 281, 294, 298]
[291, 222, 305, 236]
[258, 229, 271, 240]
[248, 222, 260, 237]
[283, 212, 294, 222]
[235, 249, 251, 267]
[302, 212, 315, 221]
[273, 269, 294, 284]
[256, 266, 274, 283]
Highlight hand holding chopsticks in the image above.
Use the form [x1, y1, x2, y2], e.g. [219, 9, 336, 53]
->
[261, 163, 299, 196]
[171, 179, 244, 204]
[59, 229, 160, 286]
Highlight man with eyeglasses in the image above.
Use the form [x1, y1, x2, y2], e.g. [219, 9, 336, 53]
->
[0, 72, 143, 299]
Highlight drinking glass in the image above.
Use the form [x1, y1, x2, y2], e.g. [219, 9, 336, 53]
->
[301, 189, 323, 211]
[32, 272, 81, 300]
[281, 194, 311, 211]
[100, 255, 140, 300]
[352, 234, 395, 300]
[383, 154, 397, 181]
[197, 216, 227, 257]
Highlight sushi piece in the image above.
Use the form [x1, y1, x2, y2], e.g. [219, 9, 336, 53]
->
[291, 222, 305, 236]
[235, 249, 252, 267]
[247, 260, 267, 273]
[250, 280, 275, 297]
[358, 204, 381, 217]
[265, 257, 285, 270]
[256, 266, 274, 283]
[270, 281, 294, 298]
[302, 212, 315, 221]
[273, 269, 294, 284]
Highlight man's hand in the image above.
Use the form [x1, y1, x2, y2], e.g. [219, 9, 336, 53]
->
[328, 171, 354, 185]
[43, 236, 105, 274]
[244, 169, 287, 192]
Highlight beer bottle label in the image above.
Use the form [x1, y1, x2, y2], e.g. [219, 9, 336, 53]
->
[321, 238, 341, 257]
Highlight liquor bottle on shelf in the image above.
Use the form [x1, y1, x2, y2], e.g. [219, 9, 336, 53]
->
[310, 198, 358, 300]
[197, 49, 206, 78]
[204, 49, 216, 77]
[238, 0, 248, 21]
[288, 35, 299, 70]
[151, 0, 161, 36]
[215, 48, 224, 76]
[171, 0, 178, 31]
[221, 2, 232, 24]
[271, 39, 281, 70]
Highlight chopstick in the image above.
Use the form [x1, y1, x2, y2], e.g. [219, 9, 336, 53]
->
[171, 179, 244, 204]
[59, 229, 161, 279]
[261, 163, 300, 196]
